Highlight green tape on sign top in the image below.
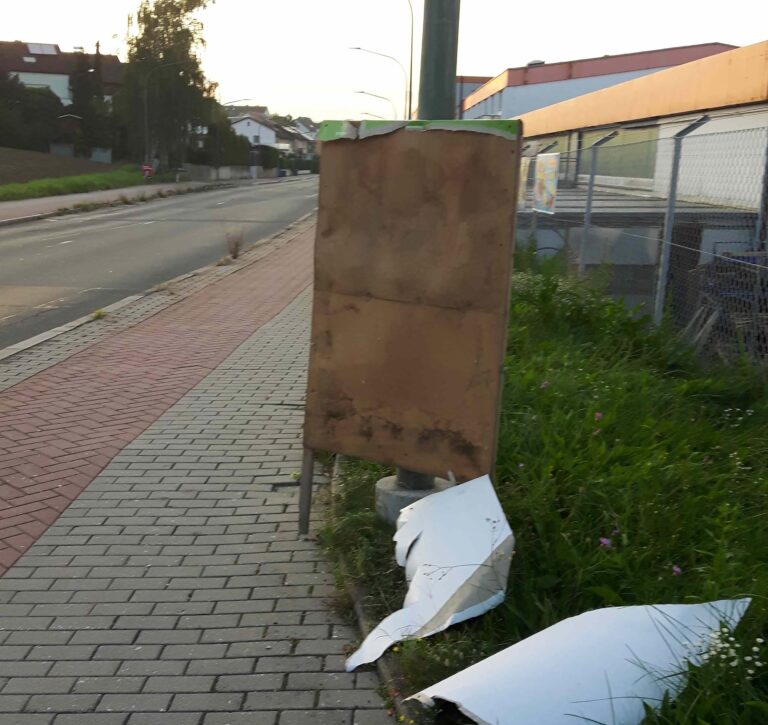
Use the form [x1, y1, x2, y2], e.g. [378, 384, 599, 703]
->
[317, 119, 522, 143]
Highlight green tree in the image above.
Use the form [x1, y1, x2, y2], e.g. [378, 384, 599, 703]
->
[0, 70, 63, 152]
[115, 0, 216, 166]
[270, 113, 294, 126]
[201, 103, 250, 166]
[68, 48, 113, 155]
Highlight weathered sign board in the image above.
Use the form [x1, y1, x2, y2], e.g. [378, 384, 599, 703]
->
[299, 119, 522, 531]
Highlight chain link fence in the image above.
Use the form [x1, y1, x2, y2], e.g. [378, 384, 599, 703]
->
[516, 125, 768, 362]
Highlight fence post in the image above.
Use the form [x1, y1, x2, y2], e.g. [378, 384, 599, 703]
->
[653, 116, 709, 325]
[579, 130, 617, 276]
[754, 128, 768, 249]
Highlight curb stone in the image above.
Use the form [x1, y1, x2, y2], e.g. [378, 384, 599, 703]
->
[0, 173, 315, 228]
[328, 455, 417, 722]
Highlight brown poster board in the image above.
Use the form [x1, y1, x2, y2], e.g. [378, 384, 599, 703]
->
[305, 120, 522, 481]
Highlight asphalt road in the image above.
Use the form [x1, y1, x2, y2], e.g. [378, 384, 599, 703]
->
[0, 177, 318, 349]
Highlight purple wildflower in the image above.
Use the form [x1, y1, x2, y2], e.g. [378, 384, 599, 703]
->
[599, 537, 612, 549]
[594, 411, 604, 422]
[672, 565, 683, 576]
[540, 380, 550, 390]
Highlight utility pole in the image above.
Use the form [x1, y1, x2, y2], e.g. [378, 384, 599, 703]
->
[392, 0, 461, 496]
[417, 0, 461, 120]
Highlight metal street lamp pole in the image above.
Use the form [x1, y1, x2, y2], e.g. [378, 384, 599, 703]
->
[405, 0, 414, 120]
[395, 0, 461, 492]
[143, 59, 194, 163]
[350, 47, 408, 119]
[418, 0, 460, 120]
[355, 91, 398, 119]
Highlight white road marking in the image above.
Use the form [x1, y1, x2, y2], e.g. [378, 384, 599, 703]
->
[59, 240, 74, 245]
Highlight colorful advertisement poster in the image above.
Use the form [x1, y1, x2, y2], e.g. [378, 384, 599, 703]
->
[517, 157, 530, 210]
[533, 153, 560, 214]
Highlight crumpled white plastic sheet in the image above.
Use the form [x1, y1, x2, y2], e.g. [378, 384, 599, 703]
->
[346, 475, 514, 672]
[409, 598, 752, 725]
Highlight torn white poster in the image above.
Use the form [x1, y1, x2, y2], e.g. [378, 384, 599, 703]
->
[410, 598, 752, 725]
[346, 475, 513, 672]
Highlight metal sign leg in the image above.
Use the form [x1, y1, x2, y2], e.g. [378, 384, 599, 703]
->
[298, 447, 315, 536]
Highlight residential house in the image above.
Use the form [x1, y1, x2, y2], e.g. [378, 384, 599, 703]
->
[272, 123, 312, 156]
[294, 117, 318, 142]
[0, 41, 123, 105]
[230, 115, 277, 147]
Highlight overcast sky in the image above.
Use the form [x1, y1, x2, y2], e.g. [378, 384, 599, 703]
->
[5, 0, 765, 121]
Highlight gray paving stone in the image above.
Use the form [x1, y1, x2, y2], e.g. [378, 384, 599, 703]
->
[243, 691, 315, 711]
[3, 678, 75, 694]
[199, 628, 265, 644]
[25, 694, 101, 712]
[49, 661, 120, 677]
[215, 674, 284, 692]
[262, 625, 328, 641]
[318, 691, 385, 709]
[170, 694, 244, 712]
[143, 676, 215, 693]
[27, 645, 96, 660]
[54, 716, 127, 725]
[203, 714, 277, 725]
[254, 656, 321, 673]
[116, 662, 186, 677]
[98, 694, 172, 712]
[186, 659, 254, 676]
[0, 716, 52, 725]
[350, 711, 395, 725]
[73, 677, 145, 694]
[128, 715, 201, 725]
[161, 644, 227, 660]
[136, 630, 201, 645]
[95, 645, 162, 660]
[294, 640, 348, 656]
[226, 642, 291, 658]
[279, 711, 352, 725]
[6, 631, 72, 646]
[287, 672, 356, 690]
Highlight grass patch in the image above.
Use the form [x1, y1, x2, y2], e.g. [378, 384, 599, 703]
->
[0, 166, 145, 201]
[321, 261, 768, 723]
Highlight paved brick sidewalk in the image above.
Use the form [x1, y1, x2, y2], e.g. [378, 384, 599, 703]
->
[0, 287, 389, 721]
[0, 226, 315, 574]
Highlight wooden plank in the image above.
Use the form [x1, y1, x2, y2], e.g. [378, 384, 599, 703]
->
[305, 127, 520, 480]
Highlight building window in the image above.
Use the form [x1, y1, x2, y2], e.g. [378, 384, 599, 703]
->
[253, 135, 260, 143]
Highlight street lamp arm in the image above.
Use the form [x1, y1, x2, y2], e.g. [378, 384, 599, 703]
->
[354, 91, 398, 119]
[349, 47, 408, 119]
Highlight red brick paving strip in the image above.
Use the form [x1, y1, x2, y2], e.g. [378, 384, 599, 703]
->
[0, 228, 313, 574]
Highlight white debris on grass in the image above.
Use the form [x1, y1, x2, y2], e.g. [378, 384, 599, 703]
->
[409, 598, 752, 725]
[346, 474, 514, 671]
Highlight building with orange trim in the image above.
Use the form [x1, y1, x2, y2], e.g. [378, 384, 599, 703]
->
[461, 43, 734, 120]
